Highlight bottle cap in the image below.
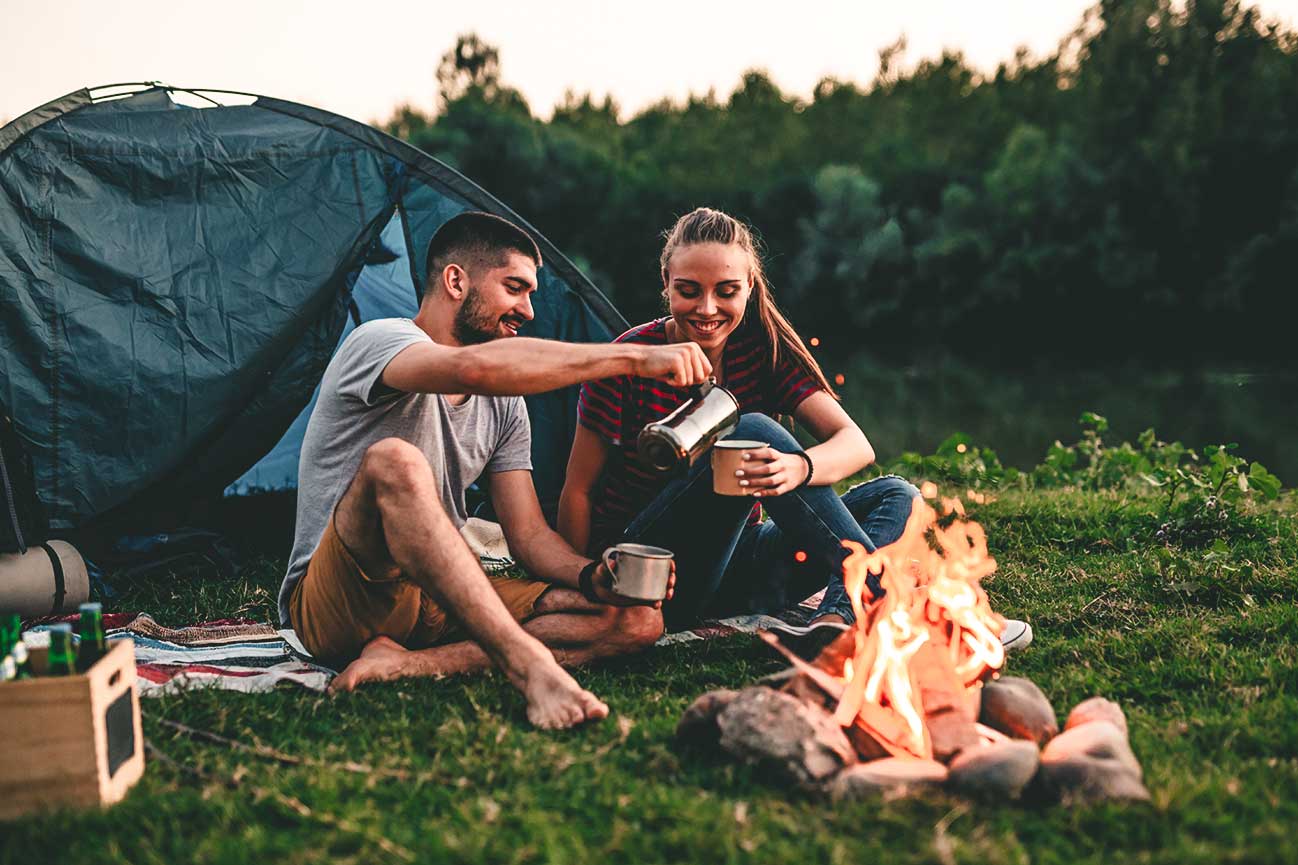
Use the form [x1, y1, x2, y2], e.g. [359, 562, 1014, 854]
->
[50, 623, 73, 633]
[79, 602, 102, 614]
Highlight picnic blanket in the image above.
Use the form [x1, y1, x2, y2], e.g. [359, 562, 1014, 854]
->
[25, 613, 334, 695]
[24, 595, 820, 696]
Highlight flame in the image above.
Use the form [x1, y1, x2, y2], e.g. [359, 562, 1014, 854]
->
[828, 494, 1005, 760]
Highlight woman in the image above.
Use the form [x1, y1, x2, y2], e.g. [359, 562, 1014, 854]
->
[558, 207, 919, 632]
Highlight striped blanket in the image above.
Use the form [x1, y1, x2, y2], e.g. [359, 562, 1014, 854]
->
[25, 613, 333, 695]
[25, 591, 821, 695]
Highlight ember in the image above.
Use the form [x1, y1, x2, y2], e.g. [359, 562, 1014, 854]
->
[679, 489, 1150, 804]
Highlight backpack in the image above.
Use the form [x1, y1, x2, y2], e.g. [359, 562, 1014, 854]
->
[0, 408, 48, 554]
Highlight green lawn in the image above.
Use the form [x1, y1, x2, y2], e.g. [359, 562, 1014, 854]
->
[5, 488, 1296, 864]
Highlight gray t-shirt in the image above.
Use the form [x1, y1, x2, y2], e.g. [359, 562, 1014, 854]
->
[278, 318, 533, 625]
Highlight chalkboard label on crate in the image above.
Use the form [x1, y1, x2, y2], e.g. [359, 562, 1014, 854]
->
[105, 689, 135, 778]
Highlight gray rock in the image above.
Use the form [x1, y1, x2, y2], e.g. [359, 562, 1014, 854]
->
[1041, 720, 1141, 777]
[1065, 697, 1128, 737]
[676, 689, 740, 747]
[829, 758, 949, 800]
[716, 687, 857, 788]
[1036, 756, 1150, 803]
[978, 677, 1059, 745]
[947, 740, 1041, 799]
[1038, 720, 1149, 803]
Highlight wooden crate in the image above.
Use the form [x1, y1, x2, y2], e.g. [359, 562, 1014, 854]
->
[0, 637, 144, 820]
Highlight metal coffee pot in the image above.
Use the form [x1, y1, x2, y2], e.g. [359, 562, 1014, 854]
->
[637, 379, 740, 472]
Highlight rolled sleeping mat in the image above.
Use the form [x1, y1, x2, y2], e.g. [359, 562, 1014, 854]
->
[0, 540, 90, 616]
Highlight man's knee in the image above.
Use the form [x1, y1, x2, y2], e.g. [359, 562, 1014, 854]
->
[733, 412, 798, 449]
[361, 438, 434, 495]
[601, 605, 664, 652]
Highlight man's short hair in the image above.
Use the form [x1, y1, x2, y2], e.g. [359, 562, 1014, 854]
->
[424, 211, 542, 293]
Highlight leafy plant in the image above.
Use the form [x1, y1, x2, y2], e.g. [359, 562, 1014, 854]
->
[873, 412, 1283, 546]
[876, 432, 1023, 490]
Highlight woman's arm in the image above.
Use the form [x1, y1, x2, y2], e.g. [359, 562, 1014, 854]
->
[797, 391, 876, 485]
[737, 391, 876, 496]
[557, 424, 613, 555]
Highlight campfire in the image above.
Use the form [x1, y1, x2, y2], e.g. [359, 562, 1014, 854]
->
[677, 487, 1150, 804]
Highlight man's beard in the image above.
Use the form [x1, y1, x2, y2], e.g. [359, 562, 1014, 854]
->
[451, 287, 500, 345]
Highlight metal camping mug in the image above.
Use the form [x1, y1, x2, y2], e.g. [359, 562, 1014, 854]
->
[637, 379, 740, 473]
[602, 543, 674, 602]
[711, 440, 771, 495]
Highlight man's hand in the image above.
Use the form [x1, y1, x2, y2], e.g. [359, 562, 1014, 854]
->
[589, 558, 677, 609]
[734, 447, 811, 497]
[632, 343, 712, 387]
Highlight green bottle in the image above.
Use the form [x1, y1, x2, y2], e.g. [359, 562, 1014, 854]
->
[76, 602, 107, 672]
[47, 623, 75, 676]
[1, 613, 32, 679]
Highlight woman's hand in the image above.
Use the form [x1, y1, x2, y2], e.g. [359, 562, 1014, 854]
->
[734, 447, 810, 497]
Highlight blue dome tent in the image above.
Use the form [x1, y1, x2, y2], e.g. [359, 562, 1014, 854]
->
[0, 84, 626, 537]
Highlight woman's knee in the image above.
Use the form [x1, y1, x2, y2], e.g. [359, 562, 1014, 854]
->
[843, 474, 922, 518]
[876, 475, 922, 501]
[733, 412, 798, 449]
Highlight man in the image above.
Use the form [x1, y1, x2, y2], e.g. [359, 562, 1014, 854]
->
[279, 211, 712, 729]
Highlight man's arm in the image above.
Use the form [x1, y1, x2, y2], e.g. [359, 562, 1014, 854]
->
[383, 338, 711, 396]
[490, 470, 590, 589]
[489, 471, 666, 607]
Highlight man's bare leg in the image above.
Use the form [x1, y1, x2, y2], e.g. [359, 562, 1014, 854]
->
[330, 438, 607, 729]
[330, 589, 664, 689]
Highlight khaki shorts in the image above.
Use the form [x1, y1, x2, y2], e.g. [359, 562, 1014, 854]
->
[289, 513, 551, 666]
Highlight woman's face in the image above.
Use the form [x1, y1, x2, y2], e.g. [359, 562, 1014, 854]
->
[664, 242, 752, 351]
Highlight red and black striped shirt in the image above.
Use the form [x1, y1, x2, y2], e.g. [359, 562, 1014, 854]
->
[577, 316, 821, 551]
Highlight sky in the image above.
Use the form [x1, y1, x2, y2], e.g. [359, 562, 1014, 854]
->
[4, 0, 1298, 126]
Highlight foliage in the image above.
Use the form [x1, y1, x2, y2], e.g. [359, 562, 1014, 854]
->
[871, 411, 1282, 551]
[380, 5, 1298, 363]
[876, 432, 1022, 491]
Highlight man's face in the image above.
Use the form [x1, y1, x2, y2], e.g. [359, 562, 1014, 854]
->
[451, 251, 538, 345]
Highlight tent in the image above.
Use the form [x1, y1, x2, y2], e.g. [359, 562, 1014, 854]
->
[0, 84, 627, 537]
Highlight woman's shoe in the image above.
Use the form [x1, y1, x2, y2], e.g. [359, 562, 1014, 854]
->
[1000, 618, 1033, 652]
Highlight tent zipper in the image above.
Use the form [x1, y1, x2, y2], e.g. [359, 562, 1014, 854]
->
[0, 444, 24, 552]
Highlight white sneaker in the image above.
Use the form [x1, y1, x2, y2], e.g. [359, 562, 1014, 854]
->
[1001, 619, 1033, 652]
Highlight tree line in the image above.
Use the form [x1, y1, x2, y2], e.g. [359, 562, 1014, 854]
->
[382, 0, 1298, 365]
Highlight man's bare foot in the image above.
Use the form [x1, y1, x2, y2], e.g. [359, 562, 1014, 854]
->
[512, 651, 609, 730]
[330, 636, 607, 730]
[328, 635, 410, 693]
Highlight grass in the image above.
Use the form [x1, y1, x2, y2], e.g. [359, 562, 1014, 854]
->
[4, 486, 1297, 864]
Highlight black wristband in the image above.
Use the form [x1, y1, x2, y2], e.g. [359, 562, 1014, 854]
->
[578, 560, 602, 603]
[794, 451, 814, 489]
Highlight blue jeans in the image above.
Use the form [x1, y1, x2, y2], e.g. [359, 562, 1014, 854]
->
[620, 413, 920, 630]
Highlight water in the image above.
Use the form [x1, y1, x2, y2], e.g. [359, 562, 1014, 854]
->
[835, 361, 1298, 484]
